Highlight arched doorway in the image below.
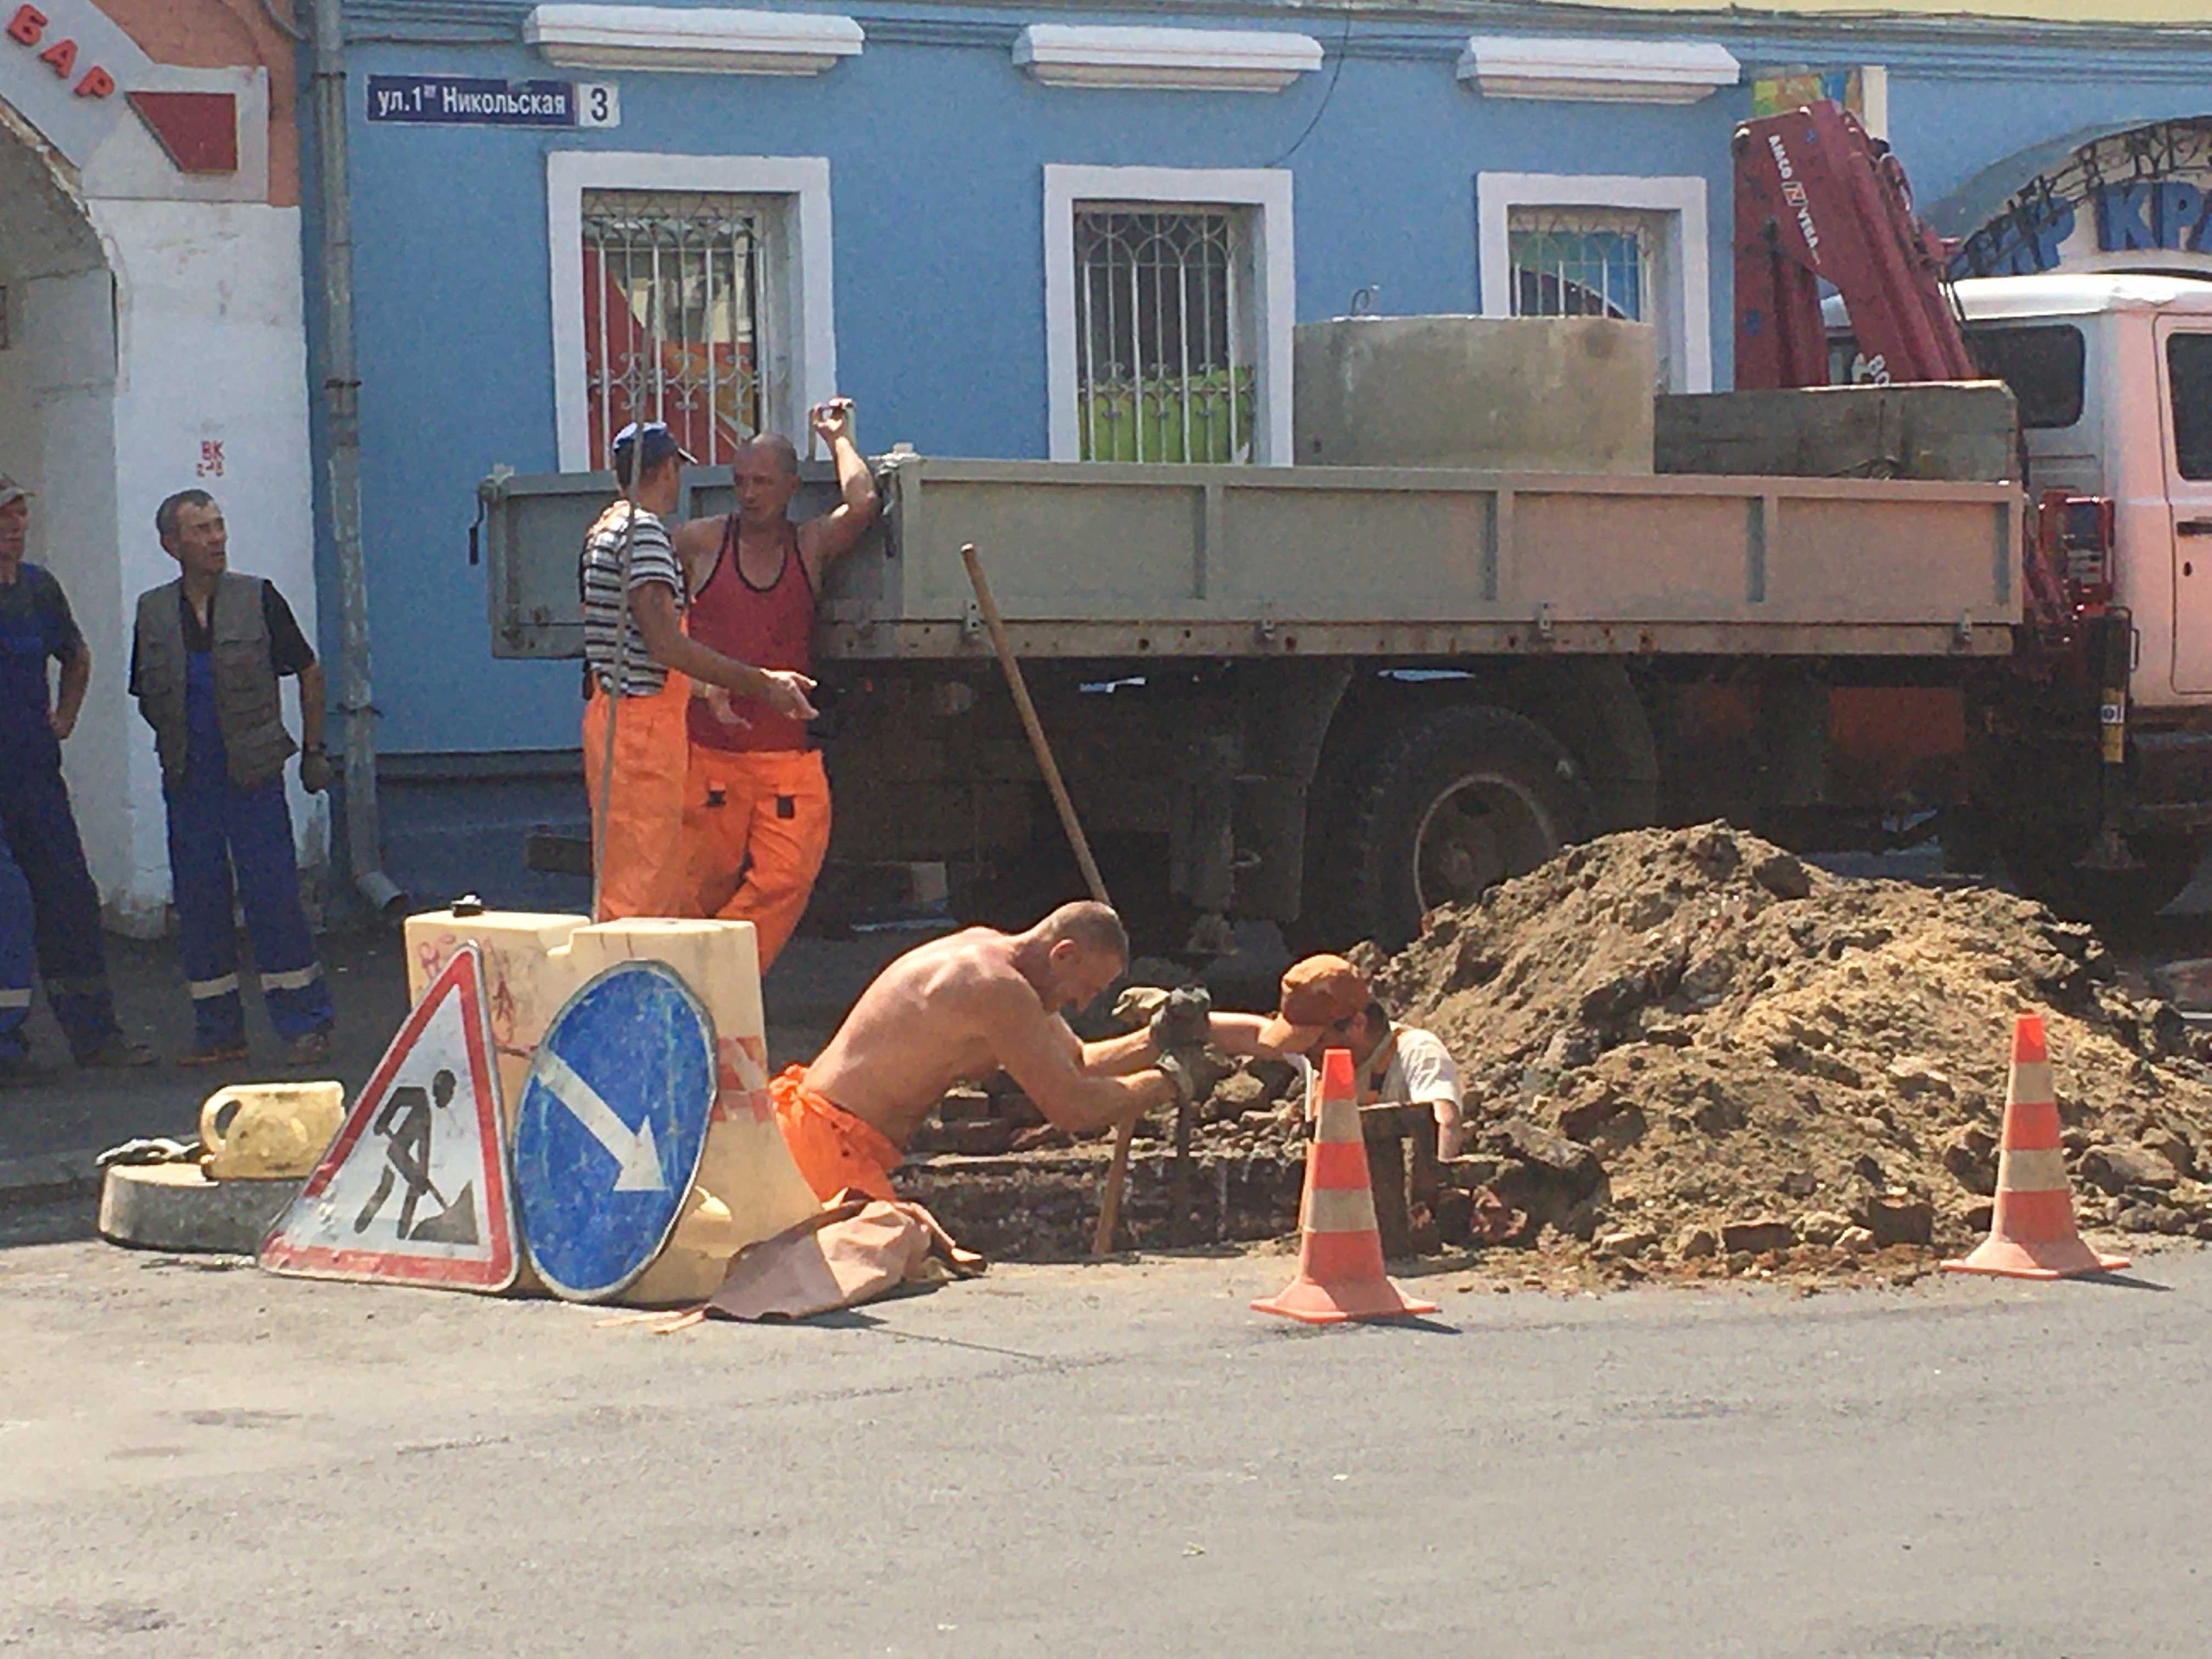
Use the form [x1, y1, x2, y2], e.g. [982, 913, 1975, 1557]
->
[1944, 118, 2212, 281]
[0, 101, 128, 915]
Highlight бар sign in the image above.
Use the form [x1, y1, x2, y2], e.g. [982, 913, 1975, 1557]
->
[0, 0, 150, 164]
[367, 73, 620, 129]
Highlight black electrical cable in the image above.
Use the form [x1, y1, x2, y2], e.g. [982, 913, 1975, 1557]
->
[1265, 4, 1354, 170]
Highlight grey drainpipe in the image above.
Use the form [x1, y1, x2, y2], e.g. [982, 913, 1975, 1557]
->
[310, 0, 404, 918]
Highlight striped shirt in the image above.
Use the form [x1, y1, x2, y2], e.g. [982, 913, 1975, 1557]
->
[580, 502, 683, 696]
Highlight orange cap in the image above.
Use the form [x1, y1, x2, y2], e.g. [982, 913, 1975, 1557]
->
[1258, 954, 1372, 1054]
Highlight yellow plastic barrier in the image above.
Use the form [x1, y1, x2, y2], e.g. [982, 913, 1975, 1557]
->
[403, 908, 823, 1305]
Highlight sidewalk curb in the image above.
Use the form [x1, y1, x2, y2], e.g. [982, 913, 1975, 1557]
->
[0, 1149, 104, 1204]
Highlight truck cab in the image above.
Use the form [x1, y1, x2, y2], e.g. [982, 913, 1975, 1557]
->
[1834, 272, 2212, 713]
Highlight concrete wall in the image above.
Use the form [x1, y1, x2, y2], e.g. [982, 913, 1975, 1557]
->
[94, 196, 321, 927]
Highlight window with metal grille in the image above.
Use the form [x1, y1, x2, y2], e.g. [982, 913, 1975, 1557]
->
[1073, 206, 1255, 464]
[1507, 207, 1658, 323]
[581, 189, 772, 468]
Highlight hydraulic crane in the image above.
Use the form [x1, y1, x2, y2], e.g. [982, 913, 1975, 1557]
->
[1732, 99, 1978, 390]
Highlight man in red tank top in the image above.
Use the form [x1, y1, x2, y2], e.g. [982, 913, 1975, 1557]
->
[672, 399, 877, 969]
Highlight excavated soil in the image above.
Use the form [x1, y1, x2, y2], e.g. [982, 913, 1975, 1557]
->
[898, 822, 2212, 1284]
[1367, 822, 2212, 1282]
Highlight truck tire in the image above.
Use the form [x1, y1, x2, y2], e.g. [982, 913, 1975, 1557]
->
[1996, 830, 2200, 929]
[1321, 703, 1596, 950]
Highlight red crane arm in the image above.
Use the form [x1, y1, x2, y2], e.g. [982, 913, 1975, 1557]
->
[1732, 101, 1977, 390]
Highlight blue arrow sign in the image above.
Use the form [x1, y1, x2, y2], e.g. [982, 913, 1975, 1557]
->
[512, 962, 717, 1302]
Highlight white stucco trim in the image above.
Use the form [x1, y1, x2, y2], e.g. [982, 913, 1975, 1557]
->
[1476, 171, 1713, 393]
[548, 150, 836, 472]
[525, 5, 862, 76]
[1042, 163, 1295, 465]
[1014, 26, 1322, 92]
[1459, 37, 1738, 105]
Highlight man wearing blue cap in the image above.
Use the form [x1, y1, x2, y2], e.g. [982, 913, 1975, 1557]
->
[0, 474, 154, 1082]
[581, 422, 817, 919]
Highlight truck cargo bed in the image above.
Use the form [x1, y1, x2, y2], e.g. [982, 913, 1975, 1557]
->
[483, 454, 2020, 662]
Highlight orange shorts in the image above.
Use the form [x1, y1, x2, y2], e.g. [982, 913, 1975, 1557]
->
[771, 1065, 903, 1204]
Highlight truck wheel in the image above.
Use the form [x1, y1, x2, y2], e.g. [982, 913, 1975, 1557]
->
[1324, 704, 1595, 950]
[1996, 830, 2200, 928]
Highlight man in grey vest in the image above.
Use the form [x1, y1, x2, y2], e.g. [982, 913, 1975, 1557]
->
[130, 490, 335, 1065]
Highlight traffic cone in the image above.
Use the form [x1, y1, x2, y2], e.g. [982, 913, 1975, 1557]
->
[1942, 1013, 2128, 1281]
[1253, 1048, 1440, 1324]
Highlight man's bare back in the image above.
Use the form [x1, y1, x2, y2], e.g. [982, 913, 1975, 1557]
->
[803, 906, 1176, 1151]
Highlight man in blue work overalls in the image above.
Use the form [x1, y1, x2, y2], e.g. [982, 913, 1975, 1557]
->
[130, 489, 335, 1066]
[0, 475, 153, 1084]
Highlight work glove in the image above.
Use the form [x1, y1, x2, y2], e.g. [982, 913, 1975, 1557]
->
[299, 748, 334, 793]
[1147, 984, 1212, 1055]
[1110, 985, 1168, 1033]
[1154, 1050, 1198, 1109]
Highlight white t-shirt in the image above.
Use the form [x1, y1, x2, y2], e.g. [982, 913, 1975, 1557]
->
[1294, 1024, 1462, 1122]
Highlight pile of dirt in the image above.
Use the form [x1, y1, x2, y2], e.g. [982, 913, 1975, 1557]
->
[1367, 822, 2212, 1278]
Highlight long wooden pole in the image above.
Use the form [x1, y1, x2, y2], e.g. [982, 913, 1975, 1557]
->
[958, 544, 1134, 1255]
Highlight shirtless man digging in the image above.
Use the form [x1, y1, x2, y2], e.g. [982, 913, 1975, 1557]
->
[769, 901, 1213, 1203]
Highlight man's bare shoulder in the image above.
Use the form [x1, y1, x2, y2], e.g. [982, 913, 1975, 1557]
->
[670, 515, 723, 557]
[884, 928, 1033, 1006]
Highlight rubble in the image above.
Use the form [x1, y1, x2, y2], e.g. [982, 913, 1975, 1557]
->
[1370, 821, 2212, 1279]
[895, 821, 2212, 1282]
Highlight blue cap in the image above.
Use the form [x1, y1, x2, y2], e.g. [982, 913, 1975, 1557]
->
[611, 422, 696, 469]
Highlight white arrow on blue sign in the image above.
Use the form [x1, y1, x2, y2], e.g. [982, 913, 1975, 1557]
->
[512, 961, 718, 1302]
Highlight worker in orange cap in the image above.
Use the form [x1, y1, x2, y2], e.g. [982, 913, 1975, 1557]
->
[1189, 954, 1466, 1158]
[1266, 954, 1465, 1156]
[672, 398, 877, 969]
[582, 422, 817, 921]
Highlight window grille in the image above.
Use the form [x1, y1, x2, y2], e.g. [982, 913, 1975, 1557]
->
[581, 189, 771, 468]
[1508, 207, 1656, 322]
[1074, 206, 1255, 464]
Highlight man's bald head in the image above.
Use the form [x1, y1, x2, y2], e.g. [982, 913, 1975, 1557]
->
[1038, 900, 1129, 963]
[741, 433, 800, 477]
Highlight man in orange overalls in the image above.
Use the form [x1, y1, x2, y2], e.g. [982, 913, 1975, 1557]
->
[673, 399, 877, 969]
[581, 422, 819, 920]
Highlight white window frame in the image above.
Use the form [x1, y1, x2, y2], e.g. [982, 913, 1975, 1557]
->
[548, 150, 836, 471]
[1044, 163, 1294, 466]
[1477, 172, 1712, 393]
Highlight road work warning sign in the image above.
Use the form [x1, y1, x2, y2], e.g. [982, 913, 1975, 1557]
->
[260, 944, 519, 1292]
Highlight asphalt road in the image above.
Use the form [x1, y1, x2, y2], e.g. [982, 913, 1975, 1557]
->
[3, 1219, 2208, 1656]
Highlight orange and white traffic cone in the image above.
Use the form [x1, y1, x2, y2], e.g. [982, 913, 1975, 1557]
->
[1253, 1047, 1439, 1324]
[1942, 1013, 2127, 1281]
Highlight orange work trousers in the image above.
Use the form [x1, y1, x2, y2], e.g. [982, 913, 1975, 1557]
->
[581, 671, 693, 920]
[771, 1065, 903, 1203]
[683, 747, 831, 971]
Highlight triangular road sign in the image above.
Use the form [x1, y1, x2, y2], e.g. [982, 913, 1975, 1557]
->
[260, 944, 518, 1292]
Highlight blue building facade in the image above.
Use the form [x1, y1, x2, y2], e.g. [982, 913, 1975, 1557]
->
[321, 0, 2212, 899]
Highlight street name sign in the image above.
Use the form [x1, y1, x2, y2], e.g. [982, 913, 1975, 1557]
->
[512, 961, 716, 1303]
[366, 74, 619, 129]
[261, 944, 519, 1292]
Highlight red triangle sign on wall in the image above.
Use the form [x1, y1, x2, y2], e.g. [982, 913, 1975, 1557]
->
[260, 944, 518, 1292]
